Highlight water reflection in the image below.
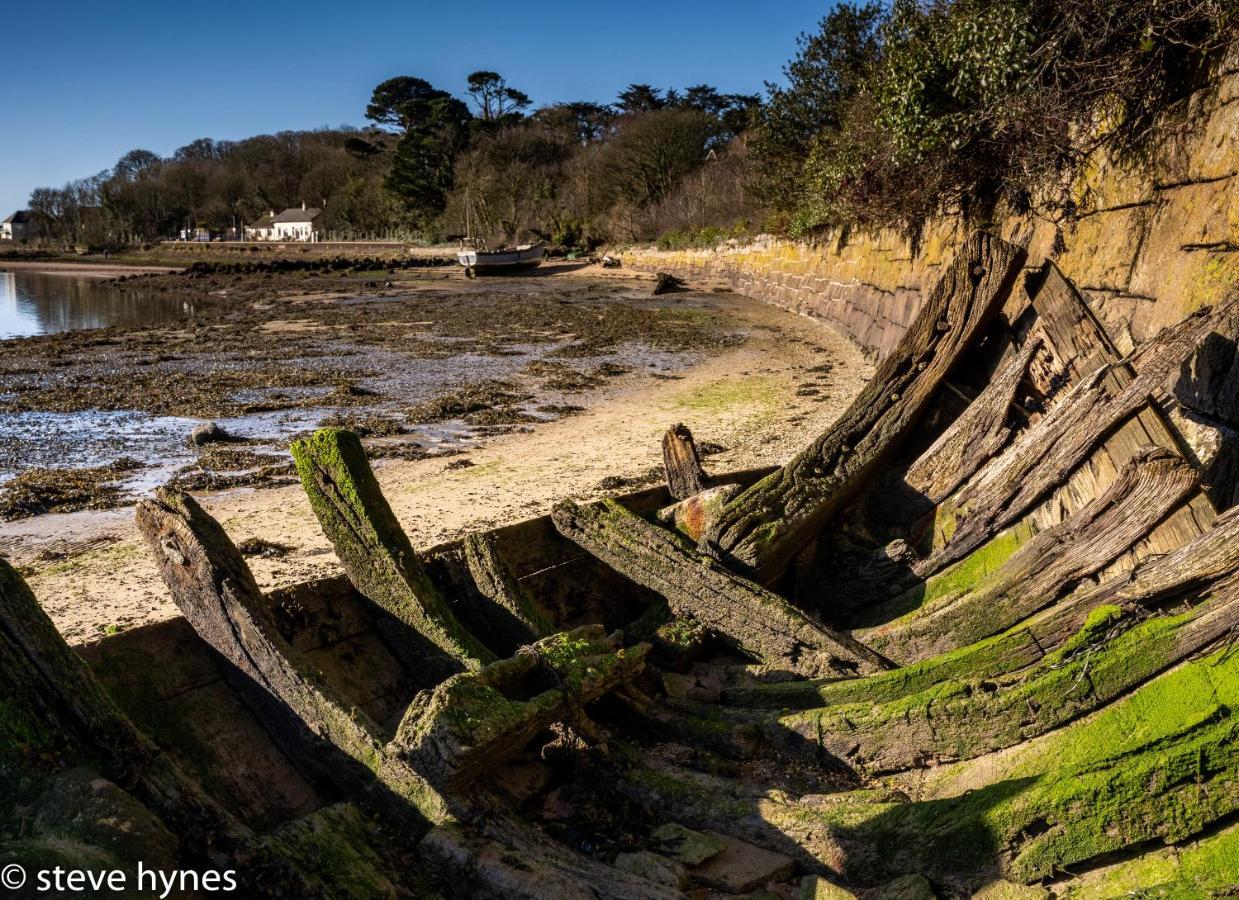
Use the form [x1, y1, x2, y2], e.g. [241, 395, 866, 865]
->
[0, 270, 193, 338]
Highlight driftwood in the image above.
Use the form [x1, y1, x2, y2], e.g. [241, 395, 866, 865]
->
[552, 497, 890, 677]
[662, 423, 707, 500]
[291, 427, 494, 671]
[701, 231, 1025, 582]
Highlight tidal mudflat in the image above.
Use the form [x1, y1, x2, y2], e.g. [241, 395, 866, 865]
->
[0, 262, 871, 644]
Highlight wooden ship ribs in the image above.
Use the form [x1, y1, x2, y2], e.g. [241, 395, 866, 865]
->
[3, 231, 1239, 896]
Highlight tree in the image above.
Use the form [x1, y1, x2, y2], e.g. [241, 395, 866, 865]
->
[596, 107, 718, 210]
[616, 84, 664, 114]
[532, 102, 614, 145]
[112, 149, 161, 182]
[750, 2, 885, 210]
[385, 93, 473, 226]
[174, 138, 225, 161]
[364, 76, 474, 227]
[366, 77, 464, 132]
[466, 71, 532, 124]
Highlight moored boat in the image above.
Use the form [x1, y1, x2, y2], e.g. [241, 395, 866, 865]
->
[457, 241, 545, 277]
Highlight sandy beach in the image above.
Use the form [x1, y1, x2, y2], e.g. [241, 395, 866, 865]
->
[0, 267, 871, 644]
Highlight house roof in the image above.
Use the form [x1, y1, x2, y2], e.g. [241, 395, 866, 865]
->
[273, 208, 322, 224]
[247, 215, 275, 229]
[3, 211, 30, 224]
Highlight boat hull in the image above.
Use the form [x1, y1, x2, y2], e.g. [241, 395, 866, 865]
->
[457, 244, 545, 275]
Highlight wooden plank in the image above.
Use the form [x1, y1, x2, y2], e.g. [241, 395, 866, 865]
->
[703, 231, 1025, 583]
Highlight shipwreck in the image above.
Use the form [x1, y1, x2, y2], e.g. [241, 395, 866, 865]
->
[2, 231, 1237, 897]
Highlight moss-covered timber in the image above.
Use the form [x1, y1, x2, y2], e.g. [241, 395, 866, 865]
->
[135, 488, 450, 830]
[421, 807, 683, 899]
[863, 447, 1199, 662]
[727, 501, 1239, 711]
[393, 625, 648, 790]
[552, 497, 890, 678]
[615, 644, 1239, 892]
[777, 588, 1239, 772]
[701, 232, 1025, 583]
[0, 555, 249, 858]
[291, 427, 495, 671]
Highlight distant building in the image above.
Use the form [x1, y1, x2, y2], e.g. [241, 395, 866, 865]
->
[271, 205, 322, 242]
[1, 211, 30, 241]
[245, 211, 276, 241]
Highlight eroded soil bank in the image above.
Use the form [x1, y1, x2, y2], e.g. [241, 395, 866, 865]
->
[0, 262, 871, 644]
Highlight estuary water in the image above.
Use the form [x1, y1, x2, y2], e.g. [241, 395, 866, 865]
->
[0, 269, 192, 339]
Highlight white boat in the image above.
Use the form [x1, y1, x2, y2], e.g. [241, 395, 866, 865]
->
[457, 242, 545, 277]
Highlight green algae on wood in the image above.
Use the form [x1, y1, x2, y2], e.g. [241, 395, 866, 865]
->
[291, 427, 495, 670]
[863, 448, 1199, 664]
[135, 488, 449, 829]
[394, 625, 648, 790]
[0, 554, 249, 854]
[552, 496, 891, 678]
[617, 647, 1239, 892]
[775, 589, 1239, 773]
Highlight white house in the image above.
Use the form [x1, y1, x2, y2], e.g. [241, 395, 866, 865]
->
[245, 211, 276, 241]
[271, 205, 322, 242]
[1, 211, 30, 241]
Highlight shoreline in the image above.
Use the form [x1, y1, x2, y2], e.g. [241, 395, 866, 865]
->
[0, 260, 184, 277]
[0, 290, 871, 646]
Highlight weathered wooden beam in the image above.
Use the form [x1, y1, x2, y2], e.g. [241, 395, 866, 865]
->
[702, 231, 1025, 583]
[135, 488, 449, 829]
[421, 807, 682, 899]
[903, 337, 1044, 504]
[923, 301, 1235, 577]
[662, 423, 707, 500]
[864, 447, 1200, 662]
[393, 625, 647, 791]
[552, 497, 891, 677]
[462, 532, 554, 642]
[290, 427, 495, 671]
[730, 499, 1239, 713]
[617, 665, 1239, 890]
[0, 556, 250, 855]
[779, 585, 1239, 773]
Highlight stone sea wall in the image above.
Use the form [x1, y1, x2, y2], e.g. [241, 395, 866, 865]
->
[623, 49, 1239, 360]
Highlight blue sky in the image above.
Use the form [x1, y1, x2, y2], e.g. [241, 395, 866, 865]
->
[0, 0, 835, 217]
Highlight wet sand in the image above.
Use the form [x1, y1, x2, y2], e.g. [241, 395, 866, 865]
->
[0, 260, 183, 277]
[0, 264, 872, 644]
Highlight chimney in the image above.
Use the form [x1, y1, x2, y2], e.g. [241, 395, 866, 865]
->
[301, 201, 306, 211]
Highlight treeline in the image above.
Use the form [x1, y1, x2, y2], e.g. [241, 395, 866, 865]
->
[24, 0, 1235, 249]
[23, 72, 761, 248]
[26, 130, 407, 247]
